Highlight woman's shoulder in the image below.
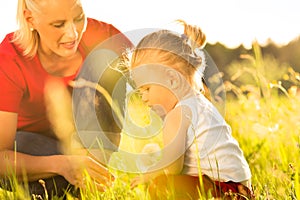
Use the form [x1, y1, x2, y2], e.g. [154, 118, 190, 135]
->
[0, 33, 31, 77]
[81, 18, 121, 47]
[0, 33, 21, 58]
[81, 18, 132, 54]
[85, 18, 116, 34]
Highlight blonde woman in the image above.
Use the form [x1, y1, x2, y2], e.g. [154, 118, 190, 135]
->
[128, 21, 254, 199]
[0, 0, 132, 198]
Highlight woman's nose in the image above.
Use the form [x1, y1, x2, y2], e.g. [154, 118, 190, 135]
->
[65, 23, 78, 39]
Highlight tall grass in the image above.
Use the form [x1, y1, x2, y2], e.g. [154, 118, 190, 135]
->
[225, 41, 300, 199]
[1, 42, 299, 199]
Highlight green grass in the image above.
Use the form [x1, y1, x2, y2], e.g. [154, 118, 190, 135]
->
[1, 42, 299, 199]
[226, 96, 300, 199]
[224, 42, 300, 199]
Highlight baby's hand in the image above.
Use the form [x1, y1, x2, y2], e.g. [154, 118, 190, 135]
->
[136, 143, 161, 172]
[130, 174, 152, 188]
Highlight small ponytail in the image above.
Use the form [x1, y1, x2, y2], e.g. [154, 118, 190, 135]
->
[176, 19, 207, 91]
[176, 19, 206, 50]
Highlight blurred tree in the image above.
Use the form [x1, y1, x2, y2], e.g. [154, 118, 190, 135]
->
[205, 35, 300, 82]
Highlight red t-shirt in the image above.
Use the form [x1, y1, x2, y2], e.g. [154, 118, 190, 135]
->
[0, 18, 132, 135]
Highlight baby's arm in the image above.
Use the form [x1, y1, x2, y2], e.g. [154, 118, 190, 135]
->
[131, 106, 191, 186]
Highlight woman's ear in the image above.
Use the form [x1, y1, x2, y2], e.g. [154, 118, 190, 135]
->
[24, 9, 35, 29]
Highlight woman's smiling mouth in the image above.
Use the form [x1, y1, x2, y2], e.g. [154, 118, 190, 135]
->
[60, 41, 77, 49]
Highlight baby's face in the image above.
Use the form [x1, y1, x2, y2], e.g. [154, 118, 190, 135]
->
[131, 63, 193, 113]
[138, 84, 177, 114]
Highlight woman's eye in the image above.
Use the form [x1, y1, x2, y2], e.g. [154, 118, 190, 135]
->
[75, 16, 84, 22]
[52, 23, 64, 28]
[74, 14, 85, 23]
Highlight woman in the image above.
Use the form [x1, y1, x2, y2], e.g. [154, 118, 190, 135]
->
[0, 0, 132, 198]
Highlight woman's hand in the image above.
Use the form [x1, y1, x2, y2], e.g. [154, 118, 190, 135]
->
[58, 155, 113, 190]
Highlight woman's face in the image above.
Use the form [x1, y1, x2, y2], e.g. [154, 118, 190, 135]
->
[29, 0, 87, 58]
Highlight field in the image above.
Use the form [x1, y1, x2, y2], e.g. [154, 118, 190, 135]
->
[224, 44, 300, 199]
[0, 43, 299, 199]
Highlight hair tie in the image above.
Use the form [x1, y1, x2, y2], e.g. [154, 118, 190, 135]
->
[193, 48, 203, 58]
[181, 34, 188, 41]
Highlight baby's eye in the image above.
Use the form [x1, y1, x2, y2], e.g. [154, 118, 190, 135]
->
[139, 87, 149, 93]
[135, 87, 146, 97]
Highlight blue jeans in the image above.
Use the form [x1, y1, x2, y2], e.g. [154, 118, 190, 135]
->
[1, 131, 77, 199]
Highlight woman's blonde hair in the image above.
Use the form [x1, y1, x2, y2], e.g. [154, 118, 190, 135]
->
[130, 20, 207, 90]
[13, 0, 42, 58]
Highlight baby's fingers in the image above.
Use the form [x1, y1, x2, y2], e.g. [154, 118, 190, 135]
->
[130, 177, 142, 189]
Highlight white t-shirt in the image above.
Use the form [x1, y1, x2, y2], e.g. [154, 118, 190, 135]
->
[178, 93, 251, 183]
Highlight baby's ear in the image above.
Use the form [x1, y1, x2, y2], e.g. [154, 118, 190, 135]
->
[166, 69, 180, 89]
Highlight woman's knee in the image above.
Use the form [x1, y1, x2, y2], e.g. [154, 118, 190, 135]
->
[15, 131, 61, 156]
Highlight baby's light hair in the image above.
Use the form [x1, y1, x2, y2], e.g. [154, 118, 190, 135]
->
[176, 19, 206, 50]
[130, 19, 207, 91]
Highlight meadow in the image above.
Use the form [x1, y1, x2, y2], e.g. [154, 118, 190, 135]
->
[224, 43, 300, 199]
[0, 43, 299, 199]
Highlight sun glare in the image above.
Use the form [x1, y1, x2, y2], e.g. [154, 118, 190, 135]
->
[1, 0, 300, 49]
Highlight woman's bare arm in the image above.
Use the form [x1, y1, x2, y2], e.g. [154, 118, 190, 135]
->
[0, 111, 60, 180]
[0, 111, 111, 187]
